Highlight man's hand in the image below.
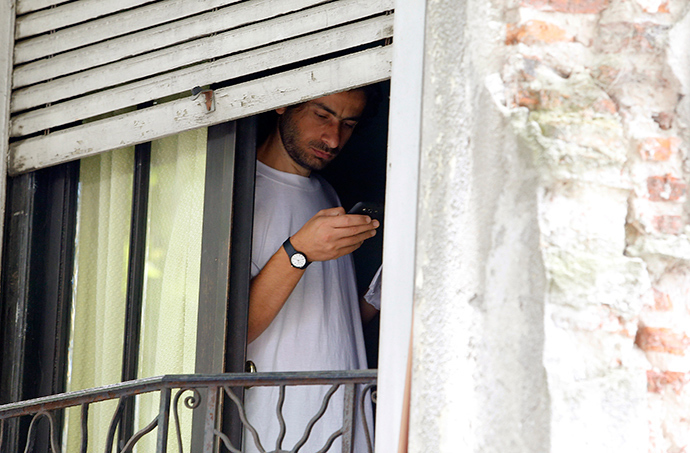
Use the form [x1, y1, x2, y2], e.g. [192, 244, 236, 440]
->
[290, 207, 379, 262]
[248, 207, 379, 343]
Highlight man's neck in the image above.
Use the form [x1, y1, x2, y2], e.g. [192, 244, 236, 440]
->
[257, 131, 311, 177]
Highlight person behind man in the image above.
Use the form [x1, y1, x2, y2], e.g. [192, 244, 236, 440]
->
[244, 88, 380, 452]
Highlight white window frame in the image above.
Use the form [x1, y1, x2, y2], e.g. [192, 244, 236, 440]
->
[0, 0, 15, 265]
[0, 0, 425, 449]
[375, 0, 425, 450]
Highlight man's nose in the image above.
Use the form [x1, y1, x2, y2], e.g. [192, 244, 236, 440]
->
[321, 122, 341, 150]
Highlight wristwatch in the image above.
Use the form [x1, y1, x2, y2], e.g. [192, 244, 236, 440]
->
[283, 237, 310, 269]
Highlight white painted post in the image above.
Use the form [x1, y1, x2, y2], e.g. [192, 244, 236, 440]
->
[375, 0, 426, 451]
[0, 0, 16, 267]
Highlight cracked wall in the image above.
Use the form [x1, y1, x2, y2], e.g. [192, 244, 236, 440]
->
[409, 0, 690, 451]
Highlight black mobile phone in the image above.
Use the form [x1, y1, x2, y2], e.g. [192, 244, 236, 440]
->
[347, 202, 384, 224]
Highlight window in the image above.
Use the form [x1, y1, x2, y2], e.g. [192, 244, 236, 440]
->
[0, 86, 391, 450]
[1, 1, 413, 449]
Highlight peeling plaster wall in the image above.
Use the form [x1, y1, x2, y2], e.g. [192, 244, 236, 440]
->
[409, 0, 690, 451]
[410, 0, 550, 450]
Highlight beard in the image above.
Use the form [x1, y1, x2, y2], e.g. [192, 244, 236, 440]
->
[278, 109, 339, 172]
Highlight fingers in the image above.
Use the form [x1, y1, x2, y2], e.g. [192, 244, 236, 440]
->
[318, 207, 346, 217]
[330, 226, 377, 256]
[334, 220, 379, 241]
[292, 210, 380, 262]
[322, 213, 378, 228]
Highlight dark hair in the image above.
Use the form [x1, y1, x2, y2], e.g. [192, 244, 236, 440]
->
[352, 83, 383, 121]
[283, 84, 383, 120]
[258, 83, 384, 144]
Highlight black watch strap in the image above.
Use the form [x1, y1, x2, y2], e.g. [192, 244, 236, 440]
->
[283, 237, 310, 269]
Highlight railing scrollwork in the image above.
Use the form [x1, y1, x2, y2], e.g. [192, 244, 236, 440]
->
[0, 370, 377, 453]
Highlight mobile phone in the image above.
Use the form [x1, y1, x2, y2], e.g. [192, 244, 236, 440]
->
[347, 202, 384, 224]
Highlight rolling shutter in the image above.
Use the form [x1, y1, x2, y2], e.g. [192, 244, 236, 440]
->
[8, 0, 394, 175]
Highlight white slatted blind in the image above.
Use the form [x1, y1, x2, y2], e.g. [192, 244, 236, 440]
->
[9, 0, 394, 175]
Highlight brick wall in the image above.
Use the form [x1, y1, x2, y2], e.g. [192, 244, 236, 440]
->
[408, 0, 690, 450]
[501, 0, 690, 450]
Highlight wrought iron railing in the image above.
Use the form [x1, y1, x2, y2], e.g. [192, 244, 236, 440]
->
[0, 370, 377, 453]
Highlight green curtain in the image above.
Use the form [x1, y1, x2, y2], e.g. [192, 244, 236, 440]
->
[63, 148, 134, 451]
[134, 128, 207, 451]
[63, 127, 207, 451]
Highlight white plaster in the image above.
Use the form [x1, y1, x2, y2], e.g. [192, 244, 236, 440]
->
[648, 390, 690, 451]
[626, 233, 690, 261]
[537, 183, 630, 254]
[547, 368, 648, 453]
[409, 0, 551, 451]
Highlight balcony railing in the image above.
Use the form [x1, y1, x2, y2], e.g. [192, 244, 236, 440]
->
[0, 370, 377, 453]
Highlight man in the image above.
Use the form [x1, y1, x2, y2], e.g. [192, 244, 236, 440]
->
[244, 88, 380, 452]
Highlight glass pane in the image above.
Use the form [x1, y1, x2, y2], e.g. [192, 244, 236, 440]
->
[63, 148, 135, 451]
[135, 128, 207, 450]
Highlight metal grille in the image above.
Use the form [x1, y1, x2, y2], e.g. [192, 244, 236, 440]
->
[0, 370, 377, 453]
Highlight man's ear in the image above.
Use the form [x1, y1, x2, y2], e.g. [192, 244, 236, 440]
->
[276, 107, 287, 115]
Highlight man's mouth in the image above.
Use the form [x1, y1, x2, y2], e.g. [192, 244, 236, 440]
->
[311, 146, 335, 160]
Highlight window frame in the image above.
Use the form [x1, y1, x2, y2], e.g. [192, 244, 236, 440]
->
[0, 0, 16, 274]
[0, 3, 422, 450]
[374, 0, 424, 448]
[0, 162, 80, 450]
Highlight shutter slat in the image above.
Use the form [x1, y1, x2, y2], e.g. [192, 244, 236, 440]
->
[13, 0, 336, 88]
[9, 46, 392, 175]
[15, 0, 156, 39]
[17, 0, 68, 16]
[15, 0, 244, 64]
[9, 0, 394, 172]
[11, 16, 393, 137]
[11, 0, 392, 112]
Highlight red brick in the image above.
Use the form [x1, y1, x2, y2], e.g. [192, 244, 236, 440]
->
[647, 370, 686, 394]
[647, 174, 686, 202]
[642, 1, 670, 13]
[635, 327, 690, 355]
[512, 88, 572, 110]
[639, 137, 680, 161]
[521, 0, 610, 13]
[515, 89, 541, 109]
[506, 21, 572, 45]
[653, 289, 674, 311]
[652, 215, 684, 235]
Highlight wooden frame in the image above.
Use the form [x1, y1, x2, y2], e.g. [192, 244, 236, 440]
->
[15, 0, 242, 61]
[9, 46, 392, 175]
[0, 0, 15, 272]
[3, 1, 417, 450]
[13, 0, 335, 85]
[12, 13, 393, 134]
[0, 162, 80, 451]
[375, 0, 425, 450]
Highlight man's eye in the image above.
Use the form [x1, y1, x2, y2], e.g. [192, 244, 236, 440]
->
[315, 112, 328, 119]
[344, 122, 357, 129]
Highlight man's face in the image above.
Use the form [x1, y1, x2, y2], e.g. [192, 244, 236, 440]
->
[277, 90, 367, 172]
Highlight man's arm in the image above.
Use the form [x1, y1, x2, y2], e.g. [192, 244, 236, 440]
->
[360, 298, 379, 325]
[247, 207, 379, 343]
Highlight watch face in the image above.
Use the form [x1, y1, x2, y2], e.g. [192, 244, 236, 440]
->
[291, 253, 307, 268]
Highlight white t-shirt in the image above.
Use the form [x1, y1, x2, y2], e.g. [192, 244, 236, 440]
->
[244, 161, 370, 452]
